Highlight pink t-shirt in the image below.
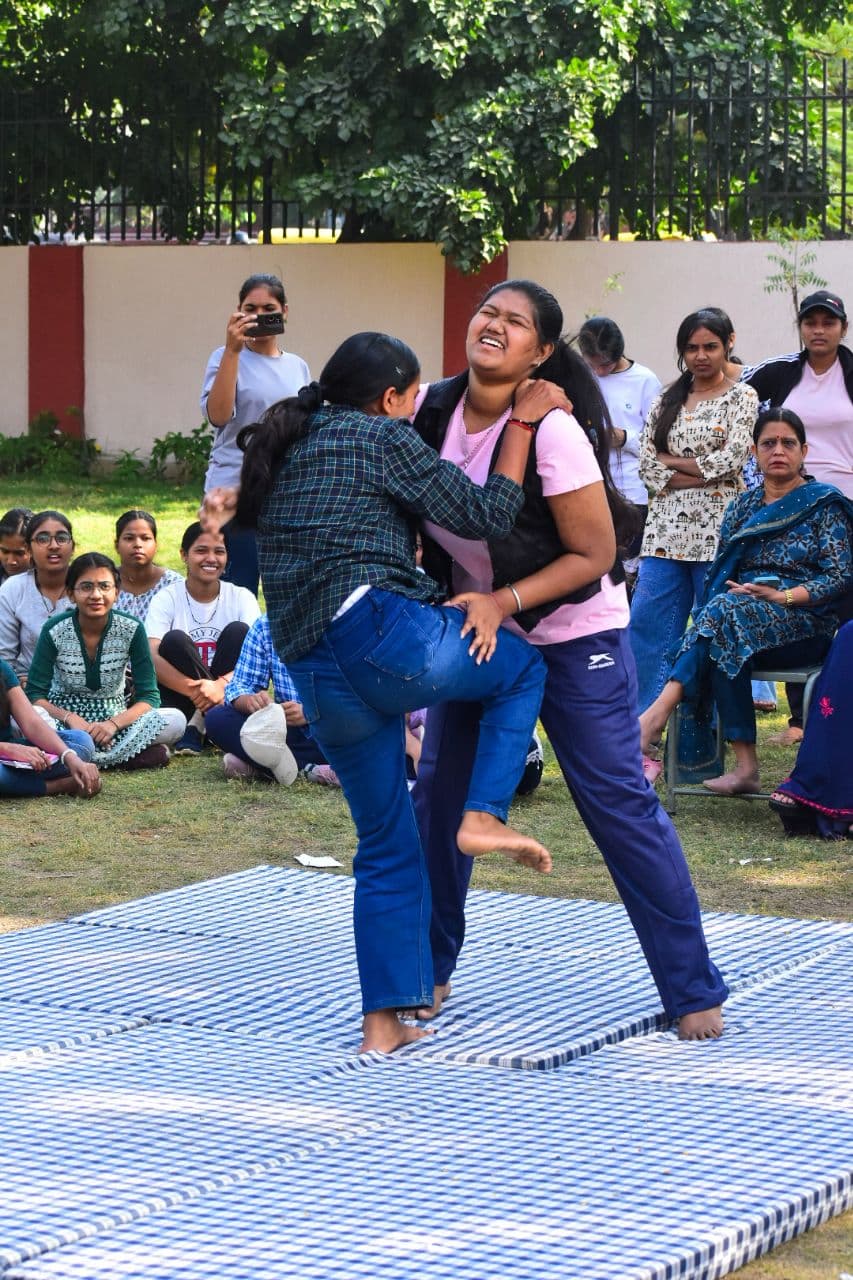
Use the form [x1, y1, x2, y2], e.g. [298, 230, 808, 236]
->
[784, 358, 853, 498]
[418, 389, 629, 645]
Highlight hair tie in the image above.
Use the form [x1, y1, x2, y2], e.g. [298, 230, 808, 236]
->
[297, 382, 324, 412]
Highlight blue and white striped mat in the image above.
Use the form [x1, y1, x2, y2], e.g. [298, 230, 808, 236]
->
[0, 865, 849, 1279]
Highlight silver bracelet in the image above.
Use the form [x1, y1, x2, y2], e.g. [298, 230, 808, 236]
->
[508, 583, 523, 613]
[59, 748, 78, 767]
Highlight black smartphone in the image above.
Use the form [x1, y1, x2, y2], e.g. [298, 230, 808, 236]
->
[244, 312, 284, 337]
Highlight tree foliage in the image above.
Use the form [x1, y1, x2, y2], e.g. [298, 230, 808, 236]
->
[1, 0, 850, 266]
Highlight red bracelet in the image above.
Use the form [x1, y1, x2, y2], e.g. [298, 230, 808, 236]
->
[507, 417, 537, 433]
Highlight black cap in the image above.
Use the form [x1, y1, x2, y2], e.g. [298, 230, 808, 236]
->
[798, 290, 847, 321]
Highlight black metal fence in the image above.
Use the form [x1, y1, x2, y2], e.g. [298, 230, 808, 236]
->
[540, 54, 852, 242]
[2, 53, 850, 246]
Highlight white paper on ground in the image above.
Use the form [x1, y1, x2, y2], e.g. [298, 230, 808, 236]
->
[294, 853, 343, 868]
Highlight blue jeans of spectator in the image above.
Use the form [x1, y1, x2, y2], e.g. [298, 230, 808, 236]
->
[630, 557, 710, 713]
[204, 702, 326, 775]
[0, 729, 95, 797]
[222, 519, 259, 597]
[288, 588, 545, 1015]
[415, 628, 728, 1020]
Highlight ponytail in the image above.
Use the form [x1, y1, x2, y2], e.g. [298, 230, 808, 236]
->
[235, 384, 323, 528]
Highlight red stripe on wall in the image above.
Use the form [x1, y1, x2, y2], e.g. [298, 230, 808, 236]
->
[442, 252, 508, 376]
[28, 246, 85, 438]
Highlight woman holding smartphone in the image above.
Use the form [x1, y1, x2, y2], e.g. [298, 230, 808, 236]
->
[639, 409, 853, 795]
[201, 273, 310, 593]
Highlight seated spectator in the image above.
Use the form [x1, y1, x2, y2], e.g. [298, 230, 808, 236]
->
[639, 409, 853, 794]
[770, 620, 853, 837]
[146, 522, 259, 753]
[114, 510, 181, 621]
[0, 511, 75, 685]
[27, 553, 185, 770]
[0, 508, 34, 584]
[0, 658, 100, 798]
[204, 614, 333, 782]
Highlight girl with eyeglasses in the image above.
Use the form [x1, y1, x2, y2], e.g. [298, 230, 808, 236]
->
[26, 553, 186, 770]
[0, 511, 75, 686]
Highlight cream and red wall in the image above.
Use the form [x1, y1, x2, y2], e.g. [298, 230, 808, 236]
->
[6, 240, 852, 454]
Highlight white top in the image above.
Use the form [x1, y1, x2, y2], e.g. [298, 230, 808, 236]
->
[0, 572, 72, 678]
[783, 357, 853, 498]
[201, 345, 311, 491]
[145, 578, 260, 668]
[421, 394, 629, 645]
[597, 361, 662, 504]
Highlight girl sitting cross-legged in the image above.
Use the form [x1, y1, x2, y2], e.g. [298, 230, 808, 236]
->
[26, 553, 186, 771]
[0, 658, 100, 799]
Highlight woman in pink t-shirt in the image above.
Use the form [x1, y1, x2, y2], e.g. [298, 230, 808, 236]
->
[412, 279, 729, 1040]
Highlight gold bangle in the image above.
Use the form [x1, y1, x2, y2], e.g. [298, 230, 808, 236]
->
[784, 588, 795, 608]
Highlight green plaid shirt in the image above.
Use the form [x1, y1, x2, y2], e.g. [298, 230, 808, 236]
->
[258, 405, 523, 661]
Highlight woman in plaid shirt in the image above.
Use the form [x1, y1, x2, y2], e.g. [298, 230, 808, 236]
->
[205, 331, 569, 1053]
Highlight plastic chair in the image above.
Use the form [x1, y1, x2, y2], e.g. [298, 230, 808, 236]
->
[663, 663, 824, 813]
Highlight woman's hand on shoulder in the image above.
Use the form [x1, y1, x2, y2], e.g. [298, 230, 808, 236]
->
[446, 591, 505, 664]
[513, 378, 573, 424]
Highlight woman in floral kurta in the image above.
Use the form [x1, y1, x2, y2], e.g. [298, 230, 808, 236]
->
[639, 409, 853, 795]
[629, 310, 757, 723]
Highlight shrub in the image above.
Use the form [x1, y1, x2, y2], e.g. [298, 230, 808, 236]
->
[148, 422, 213, 485]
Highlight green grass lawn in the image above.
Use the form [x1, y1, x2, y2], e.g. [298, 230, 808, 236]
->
[0, 476, 850, 1278]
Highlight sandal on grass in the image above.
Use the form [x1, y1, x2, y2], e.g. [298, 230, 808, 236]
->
[768, 791, 817, 837]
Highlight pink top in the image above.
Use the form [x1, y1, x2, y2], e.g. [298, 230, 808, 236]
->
[783, 358, 853, 498]
[418, 389, 629, 646]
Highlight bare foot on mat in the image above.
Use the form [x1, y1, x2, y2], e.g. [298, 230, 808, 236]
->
[359, 1009, 434, 1054]
[414, 983, 452, 1021]
[457, 811, 551, 873]
[678, 1006, 724, 1040]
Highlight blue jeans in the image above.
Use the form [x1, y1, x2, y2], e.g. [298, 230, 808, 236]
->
[222, 520, 260, 596]
[415, 629, 728, 1019]
[288, 588, 546, 1015]
[0, 729, 95, 797]
[630, 557, 710, 713]
[204, 702, 326, 773]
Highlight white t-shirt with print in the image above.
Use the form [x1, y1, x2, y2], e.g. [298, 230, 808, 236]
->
[145, 578, 260, 667]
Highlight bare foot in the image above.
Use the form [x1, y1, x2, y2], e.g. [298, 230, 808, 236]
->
[678, 1006, 724, 1040]
[414, 982, 452, 1021]
[46, 775, 103, 798]
[359, 1009, 434, 1054]
[769, 725, 803, 747]
[702, 770, 760, 796]
[457, 811, 551, 873]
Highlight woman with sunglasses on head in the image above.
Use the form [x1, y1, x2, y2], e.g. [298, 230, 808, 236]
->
[411, 280, 728, 1041]
[27, 553, 186, 770]
[0, 511, 75, 686]
[203, 330, 559, 1053]
[201, 273, 310, 595]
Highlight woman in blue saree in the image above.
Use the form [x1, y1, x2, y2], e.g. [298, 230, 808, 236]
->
[639, 408, 853, 795]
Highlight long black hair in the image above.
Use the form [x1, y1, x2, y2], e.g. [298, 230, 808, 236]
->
[576, 316, 626, 366]
[652, 308, 733, 451]
[481, 280, 638, 551]
[236, 332, 420, 527]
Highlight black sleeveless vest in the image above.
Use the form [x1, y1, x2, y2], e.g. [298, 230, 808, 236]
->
[413, 373, 619, 633]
